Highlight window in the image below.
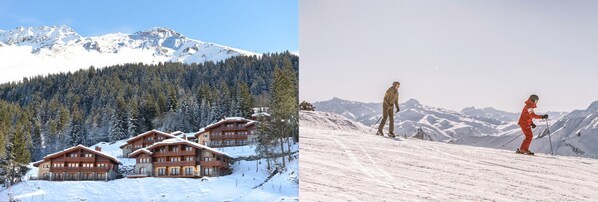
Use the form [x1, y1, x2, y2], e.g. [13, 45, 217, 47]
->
[98, 173, 106, 179]
[185, 146, 192, 151]
[185, 157, 194, 161]
[44, 164, 50, 168]
[170, 168, 179, 175]
[203, 168, 212, 175]
[69, 153, 78, 157]
[139, 167, 145, 174]
[68, 163, 78, 167]
[171, 157, 180, 162]
[203, 134, 208, 138]
[157, 168, 166, 176]
[84, 153, 93, 157]
[135, 145, 142, 149]
[238, 131, 247, 135]
[173, 147, 179, 152]
[97, 163, 106, 167]
[82, 163, 93, 167]
[238, 140, 246, 145]
[157, 158, 166, 162]
[53, 163, 64, 167]
[185, 167, 193, 175]
[203, 157, 213, 161]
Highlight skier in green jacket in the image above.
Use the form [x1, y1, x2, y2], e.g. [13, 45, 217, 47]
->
[377, 81, 400, 137]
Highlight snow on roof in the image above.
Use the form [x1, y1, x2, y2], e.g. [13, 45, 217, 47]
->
[126, 129, 177, 143]
[32, 159, 46, 166]
[42, 145, 120, 164]
[196, 117, 255, 134]
[170, 131, 184, 136]
[129, 148, 153, 157]
[144, 137, 231, 158]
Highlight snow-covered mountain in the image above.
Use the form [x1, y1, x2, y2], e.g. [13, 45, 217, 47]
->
[299, 111, 598, 201]
[314, 97, 598, 158]
[0, 25, 258, 83]
[314, 97, 506, 142]
[461, 106, 519, 122]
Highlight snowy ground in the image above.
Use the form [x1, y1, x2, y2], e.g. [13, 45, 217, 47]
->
[4, 140, 298, 201]
[300, 111, 598, 201]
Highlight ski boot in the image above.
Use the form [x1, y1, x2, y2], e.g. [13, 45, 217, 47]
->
[376, 130, 384, 136]
[388, 132, 396, 138]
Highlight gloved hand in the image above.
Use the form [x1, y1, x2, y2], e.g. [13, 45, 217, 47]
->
[531, 123, 536, 129]
[542, 114, 548, 119]
[396, 108, 400, 113]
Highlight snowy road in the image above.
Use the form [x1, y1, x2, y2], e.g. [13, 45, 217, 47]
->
[299, 111, 598, 201]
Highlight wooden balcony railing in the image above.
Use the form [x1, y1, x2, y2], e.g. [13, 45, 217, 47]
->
[210, 134, 248, 139]
[153, 161, 198, 167]
[50, 167, 110, 172]
[64, 157, 96, 162]
[153, 150, 195, 157]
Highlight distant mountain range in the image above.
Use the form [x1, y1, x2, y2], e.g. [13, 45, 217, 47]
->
[0, 25, 258, 83]
[313, 97, 598, 158]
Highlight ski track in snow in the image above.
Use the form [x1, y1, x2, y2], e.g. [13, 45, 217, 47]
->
[300, 112, 598, 202]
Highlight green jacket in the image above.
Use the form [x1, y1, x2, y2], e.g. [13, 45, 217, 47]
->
[384, 87, 400, 110]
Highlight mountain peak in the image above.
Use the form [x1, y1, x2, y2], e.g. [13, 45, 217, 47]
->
[0, 25, 81, 48]
[404, 98, 421, 107]
[135, 27, 185, 39]
[588, 101, 598, 111]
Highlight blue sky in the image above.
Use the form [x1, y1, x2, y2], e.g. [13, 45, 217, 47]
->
[0, 0, 297, 53]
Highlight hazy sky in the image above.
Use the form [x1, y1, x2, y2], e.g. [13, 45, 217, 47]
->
[0, 0, 297, 53]
[300, 0, 598, 113]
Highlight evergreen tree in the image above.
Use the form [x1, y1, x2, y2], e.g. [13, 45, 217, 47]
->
[68, 105, 86, 146]
[110, 96, 129, 142]
[238, 81, 254, 118]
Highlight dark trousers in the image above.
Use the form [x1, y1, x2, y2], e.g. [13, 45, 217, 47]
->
[378, 104, 394, 132]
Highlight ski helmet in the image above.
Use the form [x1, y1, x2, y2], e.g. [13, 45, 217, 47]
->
[529, 94, 539, 102]
[393, 81, 400, 87]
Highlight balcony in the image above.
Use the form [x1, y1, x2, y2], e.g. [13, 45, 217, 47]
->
[153, 150, 195, 157]
[215, 126, 249, 132]
[200, 161, 229, 168]
[209, 134, 248, 140]
[50, 167, 110, 172]
[142, 140, 155, 144]
[64, 157, 96, 162]
[153, 161, 198, 167]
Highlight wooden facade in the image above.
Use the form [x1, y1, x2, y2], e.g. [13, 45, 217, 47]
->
[120, 129, 177, 157]
[32, 145, 120, 181]
[129, 138, 231, 178]
[195, 117, 258, 148]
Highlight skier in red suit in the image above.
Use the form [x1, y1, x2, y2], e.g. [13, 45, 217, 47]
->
[517, 94, 548, 155]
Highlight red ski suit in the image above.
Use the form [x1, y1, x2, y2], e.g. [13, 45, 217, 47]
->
[518, 99, 543, 151]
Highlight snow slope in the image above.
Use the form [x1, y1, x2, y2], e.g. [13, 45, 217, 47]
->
[5, 140, 298, 201]
[314, 97, 598, 158]
[300, 111, 598, 201]
[0, 25, 258, 83]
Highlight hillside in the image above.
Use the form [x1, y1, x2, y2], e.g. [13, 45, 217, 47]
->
[300, 111, 598, 201]
[2, 141, 299, 201]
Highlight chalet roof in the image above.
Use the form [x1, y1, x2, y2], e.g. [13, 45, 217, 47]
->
[119, 129, 177, 148]
[140, 137, 231, 158]
[170, 131, 184, 136]
[195, 117, 257, 136]
[39, 145, 120, 165]
[32, 159, 46, 167]
[129, 148, 153, 157]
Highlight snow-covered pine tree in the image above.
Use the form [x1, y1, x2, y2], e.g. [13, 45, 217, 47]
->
[110, 96, 129, 142]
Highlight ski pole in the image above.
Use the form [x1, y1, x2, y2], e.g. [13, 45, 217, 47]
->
[502, 133, 522, 147]
[545, 119, 554, 155]
[369, 107, 392, 131]
[502, 126, 538, 147]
